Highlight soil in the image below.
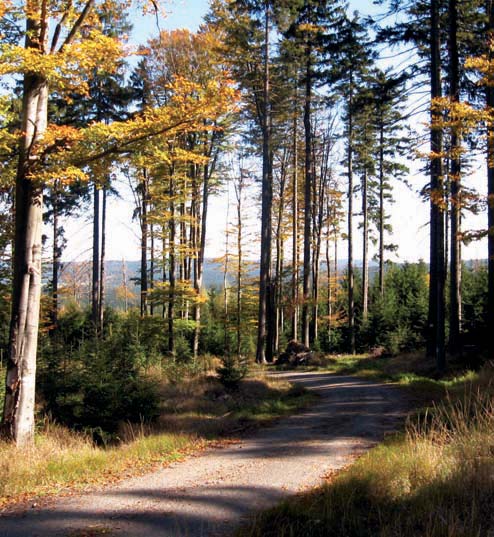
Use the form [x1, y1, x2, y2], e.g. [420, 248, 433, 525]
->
[0, 372, 411, 537]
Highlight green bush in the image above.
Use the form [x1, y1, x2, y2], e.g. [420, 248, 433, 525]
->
[38, 309, 160, 442]
[217, 354, 247, 390]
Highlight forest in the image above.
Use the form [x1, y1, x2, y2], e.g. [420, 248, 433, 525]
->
[0, 0, 494, 534]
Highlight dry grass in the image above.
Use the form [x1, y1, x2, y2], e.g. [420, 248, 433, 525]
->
[239, 364, 494, 537]
[312, 350, 482, 405]
[157, 372, 309, 437]
[0, 419, 195, 507]
[0, 368, 310, 509]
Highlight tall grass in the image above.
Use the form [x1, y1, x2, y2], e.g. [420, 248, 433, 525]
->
[240, 368, 494, 537]
[0, 420, 195, 506]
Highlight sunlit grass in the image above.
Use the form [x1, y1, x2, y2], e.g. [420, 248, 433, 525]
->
[0, 420, 196, 506]
[316, 351, 481, 401]
[239, 365, 494, 537]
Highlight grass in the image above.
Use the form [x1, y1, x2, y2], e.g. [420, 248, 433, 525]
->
[307, 350, 481, 401]
[238, 362, 494, 537]
[0, 422, 195, 507]
[0, 368, 312, 509]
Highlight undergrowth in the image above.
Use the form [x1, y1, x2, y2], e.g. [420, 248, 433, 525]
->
[239, 364, 494, 537]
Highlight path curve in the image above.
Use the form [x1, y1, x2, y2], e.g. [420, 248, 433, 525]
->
[0, 372, 409, 537]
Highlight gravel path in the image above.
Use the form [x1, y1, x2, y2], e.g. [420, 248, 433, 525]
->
[0, 372, 409, 537]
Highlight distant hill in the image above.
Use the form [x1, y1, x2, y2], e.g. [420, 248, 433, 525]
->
[47, 258, 243, 308]
[48, 257, 482, 310]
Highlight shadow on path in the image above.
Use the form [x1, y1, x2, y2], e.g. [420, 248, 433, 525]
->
[0, 372, 409, 537]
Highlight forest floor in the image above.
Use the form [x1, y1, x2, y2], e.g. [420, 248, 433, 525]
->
[0, 372, 411, 537]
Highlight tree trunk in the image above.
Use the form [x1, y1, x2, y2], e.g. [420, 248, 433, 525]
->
[347, 74, 355, 355]
[302, 40, 312, 349]
[292, 108, 299, 341]
[256, 1, 272, 364]
[193, 159, 212, 359]
[91, 183, 100, 330]
[2, 55, 48, 446]
[150, 223, 154, 316]
[428, 0, 446, 372]
[140, 171, 148, 317]
[487, 0, 494, 360]
[51, 188, 60, 329]
[168, 174, 176, 355]
[362, 169, 369, 321]
[325, 220, 332, 340]
[448, 0, 462, 353]
[99, 186, 107, 333]
[378, 118, 385, 297]
[274, 162, 287, 354]
[236, 173, 243, 358]
[223, 189, 230, 356]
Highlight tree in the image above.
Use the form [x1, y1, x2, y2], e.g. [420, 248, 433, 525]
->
[332, 12, 375, 353]
[135, 27, 234, 356]
[208, 0, 276, 362]
[487, 0, 494, 361]
[1, 1, 237, 445]
[429, 0, 446, 372]
[0, 0, 125, 446]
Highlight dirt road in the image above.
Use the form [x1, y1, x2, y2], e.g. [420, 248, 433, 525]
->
[0, 372, 409, 537]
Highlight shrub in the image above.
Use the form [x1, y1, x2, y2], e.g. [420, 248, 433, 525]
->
[217, 354, 247, 390]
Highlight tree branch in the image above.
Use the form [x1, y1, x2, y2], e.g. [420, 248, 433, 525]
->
[60, 0, 94, 52]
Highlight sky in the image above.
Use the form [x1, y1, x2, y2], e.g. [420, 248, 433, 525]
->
[59, 0, 488, 265]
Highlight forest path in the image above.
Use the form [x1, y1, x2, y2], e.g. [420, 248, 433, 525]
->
[0, 372, 409, 537]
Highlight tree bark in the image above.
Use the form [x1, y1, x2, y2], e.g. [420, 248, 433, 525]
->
[428, 0, 446, 372]
[150, 222, 154, 316]
[168, 173, 176, 355]
[378, 117, 385, 297]
[91, 183, 100, 330]
[292, 108, 299, 341]
[51, 187, 60, 328]
[1, 19, 48, 444]
[140, 171, 148, 317]
[448, 0, 462, 352]
[362, 169, 369, 321]
[302, 39, 313, 349]
[347, 72, 355, 355]
[99, 186, 107, 333]
[325, 213, 332, 340]
[235, 171, 244, 358]
[487, 0, 494, 360]
[274, 160, 287, 354]
[256, 1, 272, 363]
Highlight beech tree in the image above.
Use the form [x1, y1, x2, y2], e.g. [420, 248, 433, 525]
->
[0, 0, 125, 446]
